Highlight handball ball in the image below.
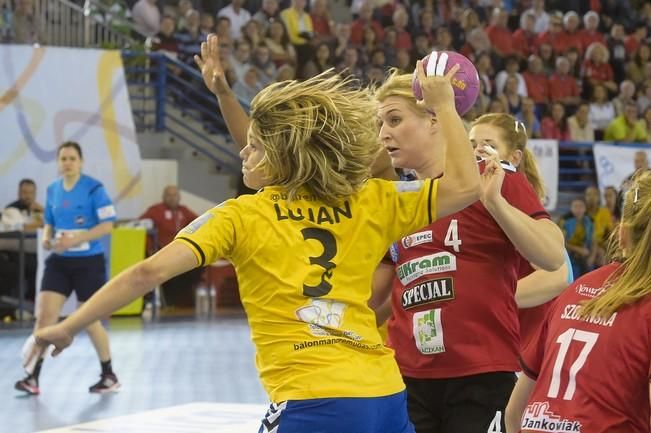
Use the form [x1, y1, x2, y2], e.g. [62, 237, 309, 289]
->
[412, 51, 480, 116]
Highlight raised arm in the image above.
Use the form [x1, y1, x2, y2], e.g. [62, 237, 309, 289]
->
[414, 59, 480, 219]
[369, 261, 395, 326]
[195, 34, 250, 149]
[505, 374, 536, 433]
[478, 154, 565, 271]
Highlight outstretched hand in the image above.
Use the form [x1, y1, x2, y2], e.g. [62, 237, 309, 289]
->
[415, 53, 460, 113]
[22, 325, 74, 372]
[194, 33, 230, 96]
[479, 147, 506, 207]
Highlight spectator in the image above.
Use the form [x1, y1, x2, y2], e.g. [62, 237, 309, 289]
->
[623, 150, 649, 185]
[589, 84, 617, 139]
[310, 0, 333, 44]
[604, 101, 649, 142]
[390, 6, 412, 50]
[463, 26, 492, 59]
[275, 63, 296, 81]
[252, 0, 279, 34]
[516, 97, 542, 138]
[411, 1, 443, 32]
[624, 21, 648, 54]
[541, 102, 571, 140]
[579, 10, 605, 50]
[333, 21, 352, 61]
[0, 0, 12, 42]
[568, 102, 595, 142]
[242, 19, 263, 50]
[475, 52, 494, 98]
[558, 198, 593, 277]
[199, 12, 215, 34]
[525, 0, 550, 34]
[336, 46, 363, 78]
[538, 42, 556, 75]
[561, 11, 583, 54]
[486, 7, 514, 57]
[499, 75, 525, 116]
[549, 56, 581, 108]
[233, 66, 263, 105]
[626, 43, 651, 86]
[582, 42, 617, 96]
[417, 7, 440, 45]
[12, 0, 45, 44]
[495, 55, 528, 97]
[394, 48, 412, 72]
[301, 41, 332, 79]
[607, 23, 628, 84]
[645, 106, 651, 134]
[4, 179, 44, 231]
[215, 16, 233, 47]
[328, 0, 352, 24]
[250, 44, 276, 84]
[175, 0, 192, 31]
[153, 15, 179, 53]
[264, 19, 296, 67]
[368, 47, 387, 71]
[280, 0, 313, 66]
[350, 1, 383, 45]
[600, 0, 635, 32]
[139, 185, 201, 308]
[534, 13, 565, 55]
[229, 39, 252, 81]
[358, 25, 381, 60]
[132, 0, 160, 37]
[523, 54, 550, 110]
[488, 98, 507, 113]
[603, 185, 621, 225]
[612, 80, 637, 116]
[564, 46, 581, 78]
[411, 31, 431, 61]
[217, 0, 251, 39]
[584, 185, 614, 268]
[513, 10, 537, 59]
[176, 9, 204, 67]
[434, 26, 454, 52]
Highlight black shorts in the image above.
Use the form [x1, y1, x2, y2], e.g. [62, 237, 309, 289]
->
[41, 254, 107, 302]
[404, 372, 517, 433]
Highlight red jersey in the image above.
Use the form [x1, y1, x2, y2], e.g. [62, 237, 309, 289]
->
[486, 25, 514, 56]
[387, 161, 549, 379]
[521, 263, 651, 433]
[513, 29, 536, 58]
[548, 73, 579, 101]
[140, 203, 198, 248]
[523, 72, 550, 104]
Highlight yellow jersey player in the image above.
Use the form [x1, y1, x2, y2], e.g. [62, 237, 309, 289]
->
[25, 35, 479, 433]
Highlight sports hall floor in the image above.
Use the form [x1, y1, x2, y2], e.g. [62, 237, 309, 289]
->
[0, 313, 269, 433]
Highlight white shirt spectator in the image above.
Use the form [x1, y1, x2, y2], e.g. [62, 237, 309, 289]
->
[525, 6, 549, 34]
[217, 4, 251, 39]
[494, 71, 528, 97]
[132, 0, 160, 37]
[589, 102, 617, 131]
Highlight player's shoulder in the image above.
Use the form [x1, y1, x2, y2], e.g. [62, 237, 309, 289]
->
[78, 174, 105, 192]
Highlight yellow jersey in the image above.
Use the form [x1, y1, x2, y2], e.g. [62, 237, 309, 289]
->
[175, 178, 438, 402]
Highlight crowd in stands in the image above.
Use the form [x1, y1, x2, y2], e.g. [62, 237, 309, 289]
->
[2, 0, 651, 141]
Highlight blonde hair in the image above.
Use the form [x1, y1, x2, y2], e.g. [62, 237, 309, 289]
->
[249, 71, 379, 205]
[580, 171, 651, 319]
[471, 113, 546, 200]
[374, 68, 425, 116]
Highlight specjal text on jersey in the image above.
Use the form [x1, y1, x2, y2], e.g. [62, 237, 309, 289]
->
[274, 201, 352, 225]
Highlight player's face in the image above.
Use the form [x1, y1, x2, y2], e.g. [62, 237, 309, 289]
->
[240, 133, 267, 190]
[378, 96, 438, 171]
[469, 123, 514, 163]
[57, 147, 82, 178]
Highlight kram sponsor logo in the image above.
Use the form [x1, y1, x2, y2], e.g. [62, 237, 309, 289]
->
[522, 402, 581, 432]
[401, 230, 433, 249]
[397, 252, 456, 285]
[402, 278, 454, 309]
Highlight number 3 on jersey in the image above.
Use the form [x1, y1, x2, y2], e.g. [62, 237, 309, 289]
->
[444, 219, 462, 252]
[302, 228, 337, 297]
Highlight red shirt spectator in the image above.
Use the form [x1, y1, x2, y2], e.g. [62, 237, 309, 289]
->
[523, 56, 550, 104]
[350, 2, 384, 45]
[549, 73, 580, 103]
[579, 28, 605, 50]
[486, 8, 513, 56]
[140, 186, 198, 250]
[582, 59, 614, 83]
[541, 103, 571, 140]
[513, 11, 537, 59]
[562, 11, 584, 54]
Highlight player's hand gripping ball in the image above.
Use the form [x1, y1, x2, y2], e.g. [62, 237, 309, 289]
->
[412, 51, 480, 116]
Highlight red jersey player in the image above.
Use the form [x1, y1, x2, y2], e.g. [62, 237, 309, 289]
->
[506, 171, 651, 433]
[374, 67, 566, 433]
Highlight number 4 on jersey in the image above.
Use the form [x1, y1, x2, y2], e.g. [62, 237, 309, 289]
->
[444, 219, 462, 252]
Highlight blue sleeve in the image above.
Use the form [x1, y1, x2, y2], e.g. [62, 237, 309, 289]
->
[44, 185, 54, 226]
[564, 249, 574, 284]
[91, 183, 117, 223]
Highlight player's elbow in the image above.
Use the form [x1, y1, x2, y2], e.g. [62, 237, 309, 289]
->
[536, 222, 566, 272]
[132, 259, 165, 295]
